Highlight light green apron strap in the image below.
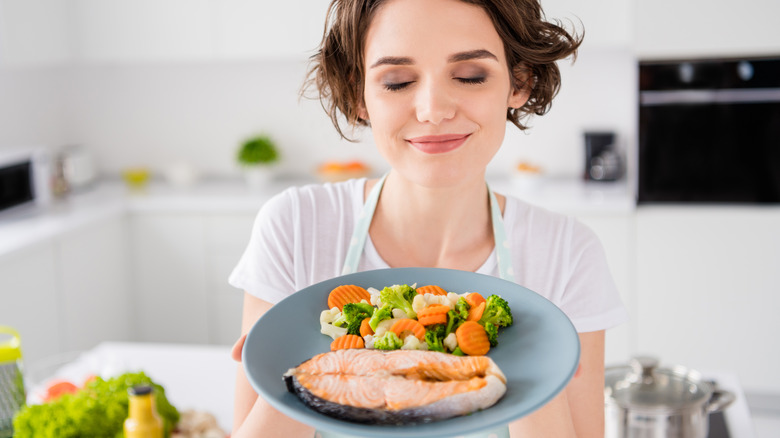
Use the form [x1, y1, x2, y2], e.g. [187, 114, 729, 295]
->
[487, 183, 515, 283]
[341, 173, 388, 275]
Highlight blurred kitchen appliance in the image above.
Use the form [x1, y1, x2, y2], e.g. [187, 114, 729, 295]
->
[0, 147, 53, 213]
[605, 357, 736, 438]
[638, 56, 780, 203]
[60, 145, 96, 191]
[584, 131, 622, 181]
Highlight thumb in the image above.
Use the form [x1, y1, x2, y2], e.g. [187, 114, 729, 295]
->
[231, 333, 247, 362]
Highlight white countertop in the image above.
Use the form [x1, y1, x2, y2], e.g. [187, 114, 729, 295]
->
[31, 342, 756, 437]
[0, 175, 635, 258]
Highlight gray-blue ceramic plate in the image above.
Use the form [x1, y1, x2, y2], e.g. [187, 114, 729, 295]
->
[243, 267, 579, 438]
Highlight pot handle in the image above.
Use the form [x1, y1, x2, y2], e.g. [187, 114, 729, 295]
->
[706, 388, 736, 414]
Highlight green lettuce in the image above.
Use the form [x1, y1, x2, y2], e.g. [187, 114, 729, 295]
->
[12, 371, 179, 438]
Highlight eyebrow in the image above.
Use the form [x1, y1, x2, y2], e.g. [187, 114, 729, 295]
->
[369, 49, 498, 68]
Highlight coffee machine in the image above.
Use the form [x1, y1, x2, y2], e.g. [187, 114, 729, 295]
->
[584, 131, 622, 181]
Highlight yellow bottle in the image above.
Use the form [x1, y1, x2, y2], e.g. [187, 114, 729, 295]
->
[124, 385, 163, 438]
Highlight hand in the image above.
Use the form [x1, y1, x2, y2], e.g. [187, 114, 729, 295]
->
[231, 334, 247, 362]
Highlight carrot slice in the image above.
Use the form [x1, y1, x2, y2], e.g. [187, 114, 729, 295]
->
[330, 334, 365, 351]
[390, 318, 426, 340]
[359, 317, 374, 337]
[327, 285, 371, 311]
[466, 301, 486, 322]
[416, 304, 450, 326]
[455, 321, 490, 356]
[416, 285, 448, 296]
[464, 292, 486, 309]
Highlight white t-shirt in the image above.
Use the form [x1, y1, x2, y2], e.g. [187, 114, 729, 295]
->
[229, 178, 628, 333]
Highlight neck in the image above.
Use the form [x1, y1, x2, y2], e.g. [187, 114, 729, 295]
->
[368, 170, 495, 270]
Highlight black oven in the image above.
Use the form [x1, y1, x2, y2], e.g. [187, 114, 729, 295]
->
[638, 56, 780, 203]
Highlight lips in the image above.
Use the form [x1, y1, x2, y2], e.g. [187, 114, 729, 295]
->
[406, 134, 471, 154]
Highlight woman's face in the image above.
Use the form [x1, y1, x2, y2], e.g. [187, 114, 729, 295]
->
[362, 0, 528, 188]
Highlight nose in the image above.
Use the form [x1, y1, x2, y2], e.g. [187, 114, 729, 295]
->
[415, 80, 456, 125]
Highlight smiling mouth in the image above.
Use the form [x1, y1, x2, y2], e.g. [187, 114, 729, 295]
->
[406, 134, 471, 154]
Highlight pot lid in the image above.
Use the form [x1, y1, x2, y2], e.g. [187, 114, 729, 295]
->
[605, 356, 713, 411]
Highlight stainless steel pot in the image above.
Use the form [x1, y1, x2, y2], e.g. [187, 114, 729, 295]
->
[605, 356, 735, 438]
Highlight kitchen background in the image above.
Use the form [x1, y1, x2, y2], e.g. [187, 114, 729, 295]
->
[1, 0, 779, 435]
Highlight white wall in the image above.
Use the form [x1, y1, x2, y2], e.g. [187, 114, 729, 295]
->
[0, 67, 68, 147]
[0, 48, 636, 181]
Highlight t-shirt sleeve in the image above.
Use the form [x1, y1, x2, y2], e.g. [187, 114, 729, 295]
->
[559, 220, 629, 333]
[228, 189, 297, 304]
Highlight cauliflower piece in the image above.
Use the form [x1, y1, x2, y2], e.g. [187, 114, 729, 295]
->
[320, 307, 341, 324]
[401, 334, 421, 350]
[368, 287, 382, 307]
[392, 308, 409, 319]
[446, 292, 461, 307]
[423, 293, 454, 309]
[320, 321, 348, 340]
[443, 332, 458, 351]
[374, 318, 400, 338]
[400, 334, 428, 351]
[364, 334, 375, 349]
[412, 294, 426, 314]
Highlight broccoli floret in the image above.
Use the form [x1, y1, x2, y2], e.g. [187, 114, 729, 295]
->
[334, 302, 375, 328]
[346, 318, 365, 336]
[425, 324, 447, 352]
[368, 304, 393, 331]
[379, 284, 418, 319]
[477, 294, 513, 328]
[484, 322, 499, 347]
[445, 297, 471, 335]
[451, 346, 465, 356]
[344, 302, 375, 319]
[373, 331, 403, 350]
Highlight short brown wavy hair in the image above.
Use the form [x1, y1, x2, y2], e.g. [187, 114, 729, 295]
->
[303, 0, 582, 140]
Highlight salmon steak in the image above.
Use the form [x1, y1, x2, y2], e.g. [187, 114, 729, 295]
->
[283, 349, 507, 425]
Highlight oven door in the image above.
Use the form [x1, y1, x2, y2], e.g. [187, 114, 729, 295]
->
[638, 57, 780, 204]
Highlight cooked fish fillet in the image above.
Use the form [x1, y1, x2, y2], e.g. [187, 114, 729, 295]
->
[283, 349, 507, 425]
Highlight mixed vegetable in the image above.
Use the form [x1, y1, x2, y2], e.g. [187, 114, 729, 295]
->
[320, 283, 513, 356]
[13, 371, 180, 438]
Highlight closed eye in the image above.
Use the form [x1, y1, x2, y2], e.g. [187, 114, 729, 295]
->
[384, 81, 414, 91]
[457, 77, 486, 85]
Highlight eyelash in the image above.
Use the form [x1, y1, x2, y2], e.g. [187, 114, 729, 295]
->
[383, 77, 486, 91]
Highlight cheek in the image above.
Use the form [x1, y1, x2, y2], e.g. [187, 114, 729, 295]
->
[465, 90, 511, 128]
[366, 96, 407, 132]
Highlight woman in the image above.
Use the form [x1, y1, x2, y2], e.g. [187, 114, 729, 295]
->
[229, 0, 627, 437]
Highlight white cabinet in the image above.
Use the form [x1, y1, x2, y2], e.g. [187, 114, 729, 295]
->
[212, 0, 329, 59]
[129, 213, 210, 343]
[0, 242, 62, 367]
[0, 216, 130, 368]
[129, 211, 254, 345]
[73, 0, 213, 63]
[543, 0, 632, 49]
[204, 213, 255, 345]
[575, 212, 634, 366]
[635, 207, 780, 393]
[63, 0, 330, 63]
[56, 217, 132, 352]
[0, 0, 71, 67]
[634, 0, 780, 59]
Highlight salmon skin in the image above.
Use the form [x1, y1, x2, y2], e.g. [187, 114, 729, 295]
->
[283, 349, 507, 425]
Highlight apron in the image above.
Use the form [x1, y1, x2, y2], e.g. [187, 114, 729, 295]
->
[316, 174, 514, 438]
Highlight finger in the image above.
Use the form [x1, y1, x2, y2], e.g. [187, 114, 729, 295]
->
[231, 334, 247, 362]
